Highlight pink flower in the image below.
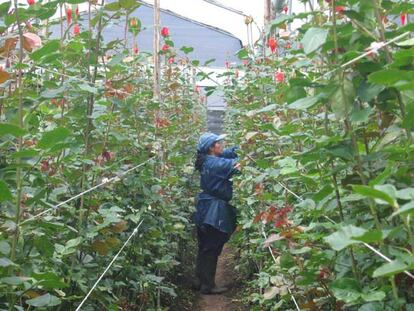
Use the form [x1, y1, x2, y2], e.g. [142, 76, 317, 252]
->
[162, 44, 170, 51]
[225, 61, 230, 69]
[66, 7, 72, 24]
[401, 13, 407, 26]
[133, 46, 139, 54]
[335, 6, 346, 14]
[275, 71, 285, 83]
[283, 6, 288, 14]
[168, 57, 174, 64]
[161, 27, 169, 37]
[268, 38, 277, 53]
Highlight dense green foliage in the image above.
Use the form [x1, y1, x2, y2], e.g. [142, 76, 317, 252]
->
[223, 0, 414, 310]
[0, 1, 204, 309]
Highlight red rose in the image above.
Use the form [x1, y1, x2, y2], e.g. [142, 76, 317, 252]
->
[335, 6, 346, 14]
[133, 46, 139, 54]
[401, 13, 407, 26]
[73, 24, 80, 35]
[66, 7, 72, 24]
[27, 0, 35, 5]
[275, 71, 285, 83]
[161, 44, 170, 51]
[161, 27, 169, 37]
[268, 38, 277, 53]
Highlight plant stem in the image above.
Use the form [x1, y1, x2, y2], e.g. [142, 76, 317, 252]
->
[9, 2, 25, 309]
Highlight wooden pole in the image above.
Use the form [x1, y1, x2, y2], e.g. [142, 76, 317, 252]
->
[153, 0, 161, 101]
[264, 0, 271, 28]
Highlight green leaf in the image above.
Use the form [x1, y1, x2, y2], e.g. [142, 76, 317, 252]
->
[358, 81, 384, 102]
[372, 260, 408, 278]
[270, 14, 293, 30]
[119, 0, 137, 9]
[26, 293, 61, 307]
[288, 95, 321, 110]
[180, 46, 194, 54]
[41, 85, 66, 98]
[0, 241, 10, 255]
[236, 48, 248, 59]
[0, 257, 16, 267]
[301, 27, 329, 54]
[397, 188, 414, 200]
[330, 278, 361, 303]
[396, 38, 414, 47]
[11, 149, 39, 158]
[30, 40, 60, 61]
[0, 123, 26, 137]
[351, 230, 387, 243]
[0, 181, 13, 202]
[37, 127, 71, 149]
[33, 272, 68, 289]
[391, 201, 414, 218]
[324, 225, 366, 251]
[0, 276, 30, 285]
[352, 185, 398, 208]
[78, 83, 98, 94]
[361, 291, 386, 302]
[331, 78, 355, 118]
[368, 69, 414, 87]
[104, 2, 120, 11]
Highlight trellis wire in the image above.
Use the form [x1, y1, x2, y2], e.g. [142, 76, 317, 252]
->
[75, 219, 144, 311]
[20, 158, 153, 225]
[313, 31, 410, 82]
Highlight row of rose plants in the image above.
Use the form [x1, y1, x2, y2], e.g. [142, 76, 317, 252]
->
[221, 0, 414, 310]
[0, 0, 205, 309]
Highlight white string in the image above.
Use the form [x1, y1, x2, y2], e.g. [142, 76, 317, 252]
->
[313, 31, 410, 82]
[20, 158, 153, 225]
[199, 0, 247, 17]
[75, 219, 144, 311]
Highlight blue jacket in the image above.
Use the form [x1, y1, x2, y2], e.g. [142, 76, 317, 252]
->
[194, 147, 239, 234]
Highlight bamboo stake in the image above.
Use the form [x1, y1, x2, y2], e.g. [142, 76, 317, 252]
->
[153, 0, 161, 101]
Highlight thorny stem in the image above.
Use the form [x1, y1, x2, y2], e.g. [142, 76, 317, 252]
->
[9, 1, 25, 309]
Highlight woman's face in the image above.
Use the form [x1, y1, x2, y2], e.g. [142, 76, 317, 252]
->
[210, 141, 224, 156]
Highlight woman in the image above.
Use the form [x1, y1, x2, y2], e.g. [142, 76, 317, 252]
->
[193, 133, 240, 295]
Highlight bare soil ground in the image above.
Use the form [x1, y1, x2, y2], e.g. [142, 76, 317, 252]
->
[194, 245, 247, 311]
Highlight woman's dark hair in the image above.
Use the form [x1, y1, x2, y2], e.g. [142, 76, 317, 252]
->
[195, 142, 218, 171]
[195, 150, 207, 172]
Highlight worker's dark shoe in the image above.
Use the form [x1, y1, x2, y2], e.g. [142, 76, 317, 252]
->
[199, 254, 228, 295]
[191, 277, 201, 290]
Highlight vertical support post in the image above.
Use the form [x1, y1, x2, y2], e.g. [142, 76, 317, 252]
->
[153, 0, 161, 101]
[264, 0, 271, 28]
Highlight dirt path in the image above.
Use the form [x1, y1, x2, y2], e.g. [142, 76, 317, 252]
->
[195, 245, 245, 311]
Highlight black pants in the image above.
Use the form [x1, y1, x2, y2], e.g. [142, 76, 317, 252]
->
[195, 224, 229, 290]
[197, 224, 229, 257]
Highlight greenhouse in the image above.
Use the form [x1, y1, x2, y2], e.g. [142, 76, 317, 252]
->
[1, 0, 414, 310]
